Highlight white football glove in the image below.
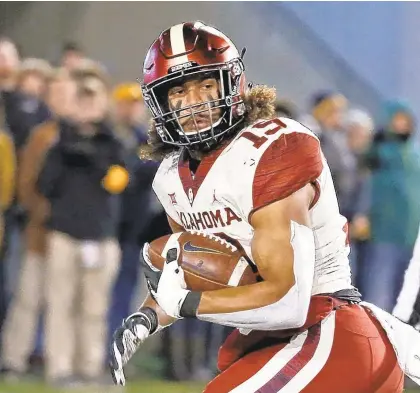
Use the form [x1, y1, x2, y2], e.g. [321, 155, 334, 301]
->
[150, 238, 192, 318]
[109, 309, 157, 386]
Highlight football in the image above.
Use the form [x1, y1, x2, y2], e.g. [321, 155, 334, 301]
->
[146, 231, 259, 292]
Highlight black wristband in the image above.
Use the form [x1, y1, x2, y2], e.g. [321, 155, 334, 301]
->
[137, 307, 159, 334]
[180, 291, 202, 318]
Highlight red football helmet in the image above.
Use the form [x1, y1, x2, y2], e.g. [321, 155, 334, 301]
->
[141, 21, 247, 148]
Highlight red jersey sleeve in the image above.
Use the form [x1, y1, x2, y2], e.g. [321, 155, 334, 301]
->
[251, 131, 323, 216]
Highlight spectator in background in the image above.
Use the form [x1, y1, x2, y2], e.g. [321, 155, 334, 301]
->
[0, 127, 15, 259]
[108, 83, 176, 377]
[0, 68, 78, 380]
[0, 37, 19, 93]
[340, 107, 374, 219]
[60, 42, 85, 71]
[112, 82, 148, 150]
[110, 84, 217, 381]
[0, 38, 19, 334]
[17, 58, 52, 101]
[346, 108, 374, 157]
[45, 69, 78, 119]
[0, 37, 51, 151]
[0, 38, 50, 344]
[300, 90, 347, 137]
[344, 108, 374, 288]
[36, 65, 128, 387]
[304, 91, 357, 212]
[0, 127, 15, 338]
[359, 101, 420, 312]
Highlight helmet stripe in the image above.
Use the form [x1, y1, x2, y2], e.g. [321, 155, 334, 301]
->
[170, 23, 189, 63]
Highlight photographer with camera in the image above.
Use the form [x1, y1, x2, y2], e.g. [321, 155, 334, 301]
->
[36, 65, 128, 387]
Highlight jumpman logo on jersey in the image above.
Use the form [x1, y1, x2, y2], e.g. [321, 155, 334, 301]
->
[169, 193, 177, 205]
[212, 189, 220, 205]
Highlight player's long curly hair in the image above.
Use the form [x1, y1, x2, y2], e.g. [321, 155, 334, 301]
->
[139, 85, 277, 161]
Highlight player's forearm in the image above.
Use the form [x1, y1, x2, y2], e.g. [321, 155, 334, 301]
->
[198, 279, 293, 315]
[140, 293, 177, 330]
[197, 223, 296, 315]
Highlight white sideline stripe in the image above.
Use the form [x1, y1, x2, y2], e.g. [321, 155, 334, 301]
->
[229, 311, 336, 393]
[229, 331, 309, 393]
[228, 257, 250, 286]
[170, 23, 189, 64]
[161, 232, 183, 258]
[278, 311, 336, 393]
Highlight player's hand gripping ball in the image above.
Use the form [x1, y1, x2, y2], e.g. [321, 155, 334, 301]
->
[142, 231, 259, 292]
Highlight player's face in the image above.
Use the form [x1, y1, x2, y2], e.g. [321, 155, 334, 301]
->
[61, 50, 84, 71]
[391, 112, 412, 135]
[0, 40, 19, 79]
[19, 72, 46, 99]
[167, 77, 222, 133]
[46, 77, 78, 118]
[114, 100, 145, 126]
[75, 82, 109, 124]
[347, 124, 372, 153]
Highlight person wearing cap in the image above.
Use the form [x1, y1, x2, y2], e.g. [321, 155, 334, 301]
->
[108, 83, 170, 356]
[345, 108, 374, 156]
[112, 83, 147, 149]
[306, 91, 356, 213]
[343, 108, 375, 288]
[311, 91, 347, 131]
[17, 58, 52, 100]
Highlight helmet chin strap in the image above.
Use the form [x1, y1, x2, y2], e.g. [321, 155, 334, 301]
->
[185, 117, 244, 157]
[178, 117, 224, 137]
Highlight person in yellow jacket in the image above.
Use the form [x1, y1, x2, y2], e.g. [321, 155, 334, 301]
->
[0, 129, 16, 253]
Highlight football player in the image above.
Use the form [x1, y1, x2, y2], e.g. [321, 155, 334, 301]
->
[109, 22, 420, 392]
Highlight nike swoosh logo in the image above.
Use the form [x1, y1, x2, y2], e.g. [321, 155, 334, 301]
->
[183, 241, 227, 255]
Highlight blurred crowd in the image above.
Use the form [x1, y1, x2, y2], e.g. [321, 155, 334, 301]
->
[0, 36, 419, 388]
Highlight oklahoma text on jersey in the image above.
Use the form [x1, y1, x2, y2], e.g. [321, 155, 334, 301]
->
[178, 208, 242, 231]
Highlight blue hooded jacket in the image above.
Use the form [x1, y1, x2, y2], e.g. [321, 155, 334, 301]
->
[366, 101, 420, 247]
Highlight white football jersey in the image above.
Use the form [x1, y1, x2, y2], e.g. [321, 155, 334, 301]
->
[153, 118, 353, 295]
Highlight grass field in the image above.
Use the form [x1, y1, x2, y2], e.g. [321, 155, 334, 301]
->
[0, 380, 417, 393]
[0, 380, 206, 393]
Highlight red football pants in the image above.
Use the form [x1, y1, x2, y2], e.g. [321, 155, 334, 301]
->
[203, 303, 404, 393]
